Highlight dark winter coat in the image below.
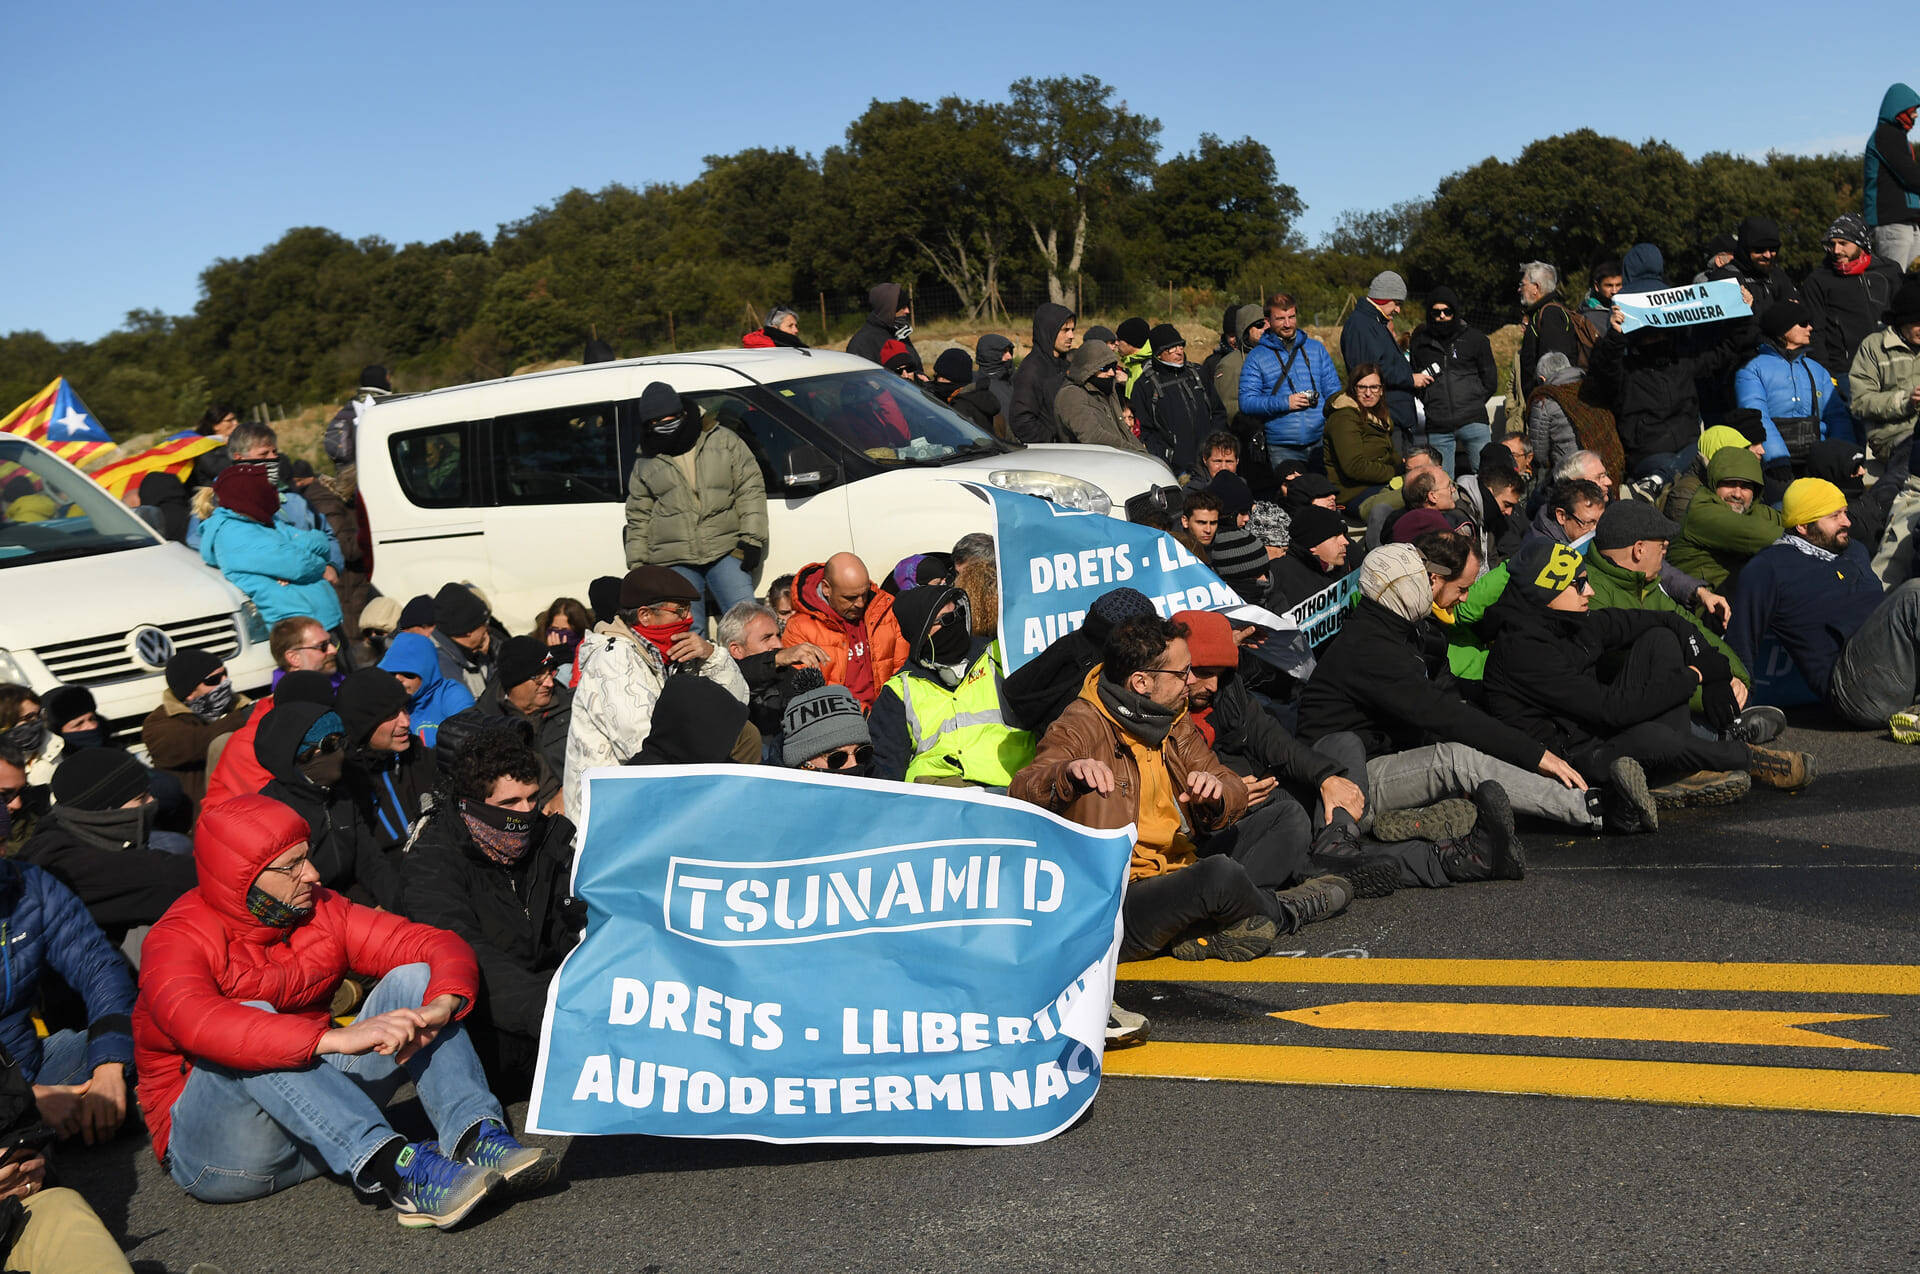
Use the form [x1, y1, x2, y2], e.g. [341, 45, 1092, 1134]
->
[1339, 302, 1417, 434]
[846, 283, 920, 371]
[141, 690, 254, 805]
[1587, 324, 1748, 464]
[1010, 304, 1076, 443]
[434, 676, 572, 810]
[256, 701, 389, 908]
[1202, 672, 1341, 792]
[1804, 255, 1905, 388]
[1133, 359, 1225, 474]
[1519, 300, 1581, 397]
[1000, 626, 1102, 737]
[342, 741, 441, 857]
[1265, 546, 1347, 616]
[1410, 317, 1498, 433]
[18, 808, 198, 938]
[0, 856, 134, 1082]
[1865, 83, 1920, 230]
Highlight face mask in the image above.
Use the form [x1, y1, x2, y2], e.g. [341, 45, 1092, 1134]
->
[60, 727, 105, 751]
[59, 800, 157, 852]
[4, 718, 46, 756]
[646, 412, 702, 457]
[190, 681, 236, 720]
[300, 749, 346, 789]
[928, 616, 971, 667]
[634, 616, 694, 661]
[245, 882, 313, 929]
[461, 798, 540, 864]
[894, 320, 913, 340]
[261, 456, 290, 491]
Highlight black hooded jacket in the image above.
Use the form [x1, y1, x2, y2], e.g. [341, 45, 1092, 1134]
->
[435, 675, 572, 809]
[1588, 324, 1749, 465]
[846, 283, 918, 371]
[1001, 623, 1104, 737]
[1265, 544, 1346, 616]
[1010, 304, 1076, 442]
[19, 807, 197, 939]
[975, 334, 1017, 420]
[1133, 359, 1223, 473]
[1409, 289, 1498, 433]
[869, 586, 977, 782]
[1202, 672, 1341, 795]
[255, 701, 392, 908]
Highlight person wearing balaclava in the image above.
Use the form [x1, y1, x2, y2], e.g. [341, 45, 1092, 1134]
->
[931, 348, 1003, 437]
[622, 380, 768, 634]
[974, 333, 1018, 422]
[631, 673, 759, 765]
[139, 649, 254, 805]
[1408, 287, 1498, 478]
[255, 700, 372, 897]
[869, 586, 1034, 788]
[21, 746, 197, 943]
[337, 669, 440, 899]
[845, 282, 920, 373]
[134, 470, 192, 542]
[1001, 587, 1159, 738]
[1132, 324, 1225, 477]
[400, 726, 582, 1093]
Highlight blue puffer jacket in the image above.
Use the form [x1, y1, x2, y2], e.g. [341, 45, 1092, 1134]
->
[0, 857, 135, 1082]
[1733, 343, 1856, 465]
[199, 507, 343, 629]
[1238, 329, 1343, 448]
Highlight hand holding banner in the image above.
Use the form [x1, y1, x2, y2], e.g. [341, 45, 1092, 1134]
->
[1613, 278, 1752, 333]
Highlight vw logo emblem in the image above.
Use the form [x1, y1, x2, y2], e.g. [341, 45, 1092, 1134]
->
[131, 626, 176, 671]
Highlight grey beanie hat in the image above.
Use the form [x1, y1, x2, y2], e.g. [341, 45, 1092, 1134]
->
[1082, 587, 1157, 644]
[782, 684, 870, 767]
[1368, 271, 1409, 302]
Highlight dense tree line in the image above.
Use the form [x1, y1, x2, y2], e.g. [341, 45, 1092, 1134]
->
[0, 82, 1857, 442]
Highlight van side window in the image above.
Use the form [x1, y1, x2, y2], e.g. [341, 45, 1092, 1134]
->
[494, 404, 621, 503]
[391, 424, 471, 508]
[682, 393, 817, 495]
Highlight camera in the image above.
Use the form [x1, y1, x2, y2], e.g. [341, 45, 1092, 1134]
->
[1301, 390, 1319, 408]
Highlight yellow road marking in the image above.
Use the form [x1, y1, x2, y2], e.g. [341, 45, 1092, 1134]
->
[1117, 957, 1920, 995]
[1270, 1001, 1887, 1049]
[1104, 1042, 1920, 1117]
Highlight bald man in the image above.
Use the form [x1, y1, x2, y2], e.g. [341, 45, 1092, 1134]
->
[782, 553, 910, 709]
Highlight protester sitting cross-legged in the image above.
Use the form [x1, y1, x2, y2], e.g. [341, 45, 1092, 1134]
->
[1670, 443, 1784, 594]
[565, 565, 749, 814]
[781, 553, 909, 711]
[1010, 614, 1353, 962]
[141, 648, 255, 805]
[871, 586, 1033, 789]
[1483, 538, 1814, 808]
[399, 729, 581, 1095]
[433, 637, 573, 813]
[134, 795, 556, 1228]
[378, 631, 476, 749]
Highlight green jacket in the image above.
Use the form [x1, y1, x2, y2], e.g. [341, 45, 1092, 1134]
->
[1583, 545, 1747, 710]
[1668, 447, 1782, 591]
[1120, 344, 1153, 399]
[1322, 393, 1399, 505]
[1447, 562, 1511, 680]
[623, 416, 768, 569]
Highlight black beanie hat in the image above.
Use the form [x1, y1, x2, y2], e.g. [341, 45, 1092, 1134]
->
[1289, 504, 1348, 555]
[1722, 407, 1768, 445]
[1148, 323, 1184, 355]
[433, 583, 488, 637]
[1116, 317, 1152, 348]
[165, 648, 224, 701]
[1761, 300, 1812, 343]
[360, 365, 391, 393]
[496, 636, 551, 691]
[1736, 216, 1782, 252]
[1209, 471, 1254, 519]
[1507, 537, 1588, 608]
[42, 685, 96, 730]
[1081, 587, 1157, 645]
[588, 575, 624, 624]
[334, 669, 410, 746]
[273, 670, 337, 707]
[399, 594, 436, 630]
[634, 676, 747, 765]
[637, 381, 684, 423]
[51, 747, 149, 811]
[933, 348, 973, 384]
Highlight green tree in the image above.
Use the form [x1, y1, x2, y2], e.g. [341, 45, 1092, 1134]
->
[1321, 199, 1431, 258]
[1137, 134, 1303, 286]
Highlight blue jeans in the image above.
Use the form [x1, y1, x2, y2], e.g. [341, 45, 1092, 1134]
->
[671, 555, 758, 633]
[34, 1029, 93, 1086]
[163, 963, 505, 1203]
[1630, 443, 1697, 486]
[1430, 421, 1493, 476]
[1263, 441, 1326, 476]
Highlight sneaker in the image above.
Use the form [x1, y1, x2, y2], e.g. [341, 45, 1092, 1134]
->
[1272, 875, 1353, 932]
[1170, 913, 1279, 961]
[1372, 798, 1477, 844]
[1599, 757, 1658, 835]
[1723, 705, 1787, 746]
[1746, 744, 1816, 791]
[460, 1122, 557, 1194]
[1105, 1002, 1149, 1048]
[1890, 704, 1920, 744]
[1650, 769, 1750, 809]
[1436, 781, 1524, 882]
[1623, 474, 1669, 505]
[387, 1141, 502, 1230]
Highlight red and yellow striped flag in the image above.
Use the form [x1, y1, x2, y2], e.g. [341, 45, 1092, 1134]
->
[0, 377, 116, 466]
[89, 434, 225, 499]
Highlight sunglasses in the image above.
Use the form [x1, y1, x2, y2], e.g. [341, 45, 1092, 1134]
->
[1429, 307, 1454, 317]
[200, 670, 230, 687]
[295, 733, 345, 765]
[817, 743, 873, 772]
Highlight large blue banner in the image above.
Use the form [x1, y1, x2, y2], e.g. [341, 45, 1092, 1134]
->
[1614, 278, 1752, 333]
[527, 767, 1134, 1144]
[980, 487, 1297, 675]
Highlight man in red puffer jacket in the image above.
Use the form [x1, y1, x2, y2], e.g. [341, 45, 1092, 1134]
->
[134, 795, 557, 1229]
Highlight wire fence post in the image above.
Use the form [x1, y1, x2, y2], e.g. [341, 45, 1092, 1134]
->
[818, 291, 828, 342]
[668, 311, 677, 352]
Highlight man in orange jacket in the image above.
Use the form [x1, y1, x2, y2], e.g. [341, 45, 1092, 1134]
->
[782, 552, 909, 709]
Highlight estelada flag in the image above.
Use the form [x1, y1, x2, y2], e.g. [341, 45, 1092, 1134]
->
[0, 378, 116, 466]
[89, 434, 224, 499]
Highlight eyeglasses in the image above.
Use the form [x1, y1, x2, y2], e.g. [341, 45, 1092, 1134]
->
[295, 733, 345, 765]
[260, 851, 314, 878]
[1141, 664, 1197, 682]
[812, 743, 873, 772]
[200, 670, 230, 687]
[643, 602, 693, 620]
[1355, 384, 1384, 395]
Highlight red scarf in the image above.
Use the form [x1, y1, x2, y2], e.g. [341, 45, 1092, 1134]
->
[1837, 252, 1873, 277]
[633, 618, 692, 662]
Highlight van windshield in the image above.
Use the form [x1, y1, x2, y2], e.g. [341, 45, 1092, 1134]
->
[769, 370, 1004, 464]
[0, 438, 157, 568]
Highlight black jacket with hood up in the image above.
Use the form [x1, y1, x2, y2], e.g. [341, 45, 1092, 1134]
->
[846, 283, 919, 371]
[1009, 304, 1076, 443]
[1132, 358, 1224, 473]
[256, 701, 392, 909]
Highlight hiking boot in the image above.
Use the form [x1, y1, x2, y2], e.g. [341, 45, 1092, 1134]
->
[1435, 781, 1524, 882]
[1311, 854, 1400, 899]
[1722, 705, 1787, 746]
[1105, 1002, 1149, 1048]
[1598, 757, 1658, 835]
[1272, 875, 1353, 932]
[1372, 798, 1477, 844]
[1650, 769, 1750, 809]
[386, 1142, 502, 1230]
[1746, 744, 1815, 792]
[1623, 473, 1669, 505]
[1890, 704, 1920, 744]
[459, 1122, 557, 1195]
[1170, 913, 1278, 961]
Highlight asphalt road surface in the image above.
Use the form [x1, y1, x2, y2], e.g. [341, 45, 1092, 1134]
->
[65, 706, 1920, 1274]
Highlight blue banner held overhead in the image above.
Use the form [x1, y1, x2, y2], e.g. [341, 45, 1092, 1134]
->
[527, 767, 1135, 1145]
[1613, 278, 1752, 333]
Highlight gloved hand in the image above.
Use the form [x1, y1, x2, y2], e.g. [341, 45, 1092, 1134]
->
[1702, 677, 1739, 733]
[738, 541, 764, 573]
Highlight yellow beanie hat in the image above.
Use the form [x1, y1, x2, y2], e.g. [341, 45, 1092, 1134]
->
[1781, 478, 1847, 529]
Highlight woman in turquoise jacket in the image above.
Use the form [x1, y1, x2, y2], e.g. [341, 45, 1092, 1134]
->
[198, 466, 343, 629]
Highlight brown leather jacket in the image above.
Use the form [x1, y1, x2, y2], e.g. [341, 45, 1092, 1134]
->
[141, 690, 254, 804]
[1010, 676, 1247, 881]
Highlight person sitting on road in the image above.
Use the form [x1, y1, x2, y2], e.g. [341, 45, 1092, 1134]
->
[1664, 417, 1766, 530]
[1735, 301, 1857, 496]
[336, 669, 437, 902]
[870, 586, 1033, 789]
[1728, 478, 1920, 741]
[1266, 505, 1352, 615]
[1002, 589, 1161, 739]
[1205, 472, 1272, 602]
[134, 794, 557, 1228]
[629, 674, 760, 765]
[433, 638, 573, 813]
[1483, 538, 1813, 811]
[428, 583, 497, 698]
[140, 649, 255, 806]
[401, 728, 581, 1095]
[378, 632, 476, 750]
[0, 1045, 140, 1273]
[1010, 614, 1353, 962]
[254, 701, 384, 905]
[44, 683, 191, 831]
[0, 741, 48, 857]
[1175, 488, 1222, 564]
[565, 566, 749, 813]
[269, 614, 342, 690]
[1669, 444, 1784, 594]
[1323, 363, 1401, 514]
[203, 670, 335, 812]
[718, 599, 826, 761]
[781, 680, 873, 775]
[781, 553, 909, 711]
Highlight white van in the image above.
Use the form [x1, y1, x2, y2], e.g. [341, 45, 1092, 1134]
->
[355, 349, 1175, 626]
[0, 435, 275, 743]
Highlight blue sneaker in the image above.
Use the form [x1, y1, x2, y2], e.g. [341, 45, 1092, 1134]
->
[388, 1141, 502, 1229]
[461, 1122, 558, 1194]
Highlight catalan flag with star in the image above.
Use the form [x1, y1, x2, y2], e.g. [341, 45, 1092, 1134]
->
[88, 432, 225, 499]
[0, 378, 116, 466]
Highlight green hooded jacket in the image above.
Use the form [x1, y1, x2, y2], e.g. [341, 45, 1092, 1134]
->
[1669, 447, 1784, 590]
[1583, 543, 1747, 711]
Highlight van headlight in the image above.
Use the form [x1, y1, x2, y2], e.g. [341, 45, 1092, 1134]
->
[986, 470, 1112, 515]
[0, 650, 26, 684]
[239, 601, 268, 644]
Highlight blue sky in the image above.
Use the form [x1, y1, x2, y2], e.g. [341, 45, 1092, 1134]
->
[1, 1, 1904, 341]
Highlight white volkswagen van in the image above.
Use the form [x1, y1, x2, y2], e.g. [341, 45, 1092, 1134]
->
[354, 349, 1175, 626]
[0, 435, 275, 743]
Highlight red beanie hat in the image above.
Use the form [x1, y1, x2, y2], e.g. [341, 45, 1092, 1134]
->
[214, 463, 280, 525]
[1172, 609, 1238, 669]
